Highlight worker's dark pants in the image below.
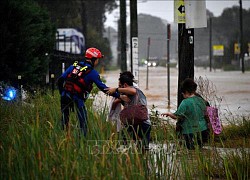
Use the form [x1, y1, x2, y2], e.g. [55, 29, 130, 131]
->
[61, 93, 88, 136]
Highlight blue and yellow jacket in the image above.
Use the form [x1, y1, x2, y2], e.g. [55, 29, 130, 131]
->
[57, 61, 118, 100]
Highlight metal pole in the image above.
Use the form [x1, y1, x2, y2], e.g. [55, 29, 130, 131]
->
[51, 74, 55, 96]
[178, 23, 194, 106]
[239, 0, 245, 73]
[209, 17, 212, 72]
[130, 0, 138, 74]
[56, 31, 59, 50]
[167, 24, 171, 109]
[146, 37, 150, 90]
[18, 75, 22, 101]
[63, 35, 66, 52]
[120, 0, 127, 72]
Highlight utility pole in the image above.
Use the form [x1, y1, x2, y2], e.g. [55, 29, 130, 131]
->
[18, 75, 22, 101]
[120, 0, 127, 72]
[209, 17, 212, 72]
[146, 37, 150, 90]
[175, 0, 206, 106]
[239, 0, 245, 73]
[178, 23, 194, 106]
[167, 24, 171, 108]
[130, 0, 138, 74]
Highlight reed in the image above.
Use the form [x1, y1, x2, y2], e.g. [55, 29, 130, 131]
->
[0, 90, 249, 179]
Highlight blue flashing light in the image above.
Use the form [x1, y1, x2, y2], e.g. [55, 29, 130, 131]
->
[2, 87, 17, 101]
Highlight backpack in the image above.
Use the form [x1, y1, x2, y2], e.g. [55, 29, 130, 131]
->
[206, 106, 222, 135]
[196, 94, 222, 135]
[64, 61, 92, 97]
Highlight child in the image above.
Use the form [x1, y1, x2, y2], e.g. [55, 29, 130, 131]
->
[161, 78, 209, 150]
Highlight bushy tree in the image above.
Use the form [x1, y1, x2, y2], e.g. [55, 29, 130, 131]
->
[0, 0, 55, 86]
[212, 6, 250, 63]
[194, 6, 250, 68]
[87, 25, 112, 69]
[37, 0, 117, 67]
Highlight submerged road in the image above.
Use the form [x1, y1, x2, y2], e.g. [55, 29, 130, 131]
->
[100, 66, 250, 124]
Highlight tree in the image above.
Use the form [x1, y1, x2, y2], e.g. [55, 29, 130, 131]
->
[212, 6, 250, 65]
[37, 0, 117, 67]
[194, 7, 250, 68]
[87, 24, 112, 69]
[0, 0, 55, 86]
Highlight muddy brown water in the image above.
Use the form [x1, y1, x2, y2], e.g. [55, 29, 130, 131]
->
[95, 66, 250, 124]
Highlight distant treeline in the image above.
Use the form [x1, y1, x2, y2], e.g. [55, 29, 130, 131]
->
[136, 7, 250, 69]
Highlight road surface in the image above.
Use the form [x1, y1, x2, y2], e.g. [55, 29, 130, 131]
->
[99, 66, 250, 124]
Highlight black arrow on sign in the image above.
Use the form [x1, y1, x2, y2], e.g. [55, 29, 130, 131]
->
[178, 5, 185, 14]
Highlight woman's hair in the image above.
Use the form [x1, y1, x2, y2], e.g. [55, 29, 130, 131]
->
[119, 71, 134, 86]
[181, 78, 197, 94]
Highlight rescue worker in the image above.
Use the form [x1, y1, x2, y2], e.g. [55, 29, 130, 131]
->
[57, 47, 118, 136]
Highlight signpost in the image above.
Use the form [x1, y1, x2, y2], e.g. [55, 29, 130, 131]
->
[18, 75, 22, 101]
[167, 24, 171, 108]
[248, 43, 250, 54]
[239, 0, 245, 73]
[213, 45, 224, 66]
[234, 43, 240, 62]
[130, 0, 138, 75]
[51, 74, 55, 96]
[234, 43, 240, 55]
[132, 37, 139, 83]
[174, 0, 207, 106]
[146, 37, 150, 90]
[120, 0, 127, 72]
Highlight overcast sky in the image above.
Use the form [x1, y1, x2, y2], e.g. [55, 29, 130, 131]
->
[104, 0, 250, 30]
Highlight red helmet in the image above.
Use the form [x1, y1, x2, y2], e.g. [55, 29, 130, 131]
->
[85, 47, 104, 59]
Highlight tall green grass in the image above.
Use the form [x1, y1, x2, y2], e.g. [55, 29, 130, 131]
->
[0, 91, 249, 179]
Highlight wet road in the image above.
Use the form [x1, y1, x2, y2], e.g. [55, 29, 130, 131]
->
[100, 66, 250, 123]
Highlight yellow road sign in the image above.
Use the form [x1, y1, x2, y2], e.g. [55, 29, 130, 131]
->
[174, 0, 185, 23]
[213, 45, 224, 56]
[234, 43, 240, 55]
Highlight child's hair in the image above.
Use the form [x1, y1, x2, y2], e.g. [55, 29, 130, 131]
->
[119, 71, 134, 86]
[181, 78, 197, 94]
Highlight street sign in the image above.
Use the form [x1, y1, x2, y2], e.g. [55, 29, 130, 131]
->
[234, 43, 240, 55]
[174, 0, 185, 24]
[167, 24, 171, 40]
[213, 45, 224, 56]
[132, 37, 139, 82]
[185, 0, 207, 28]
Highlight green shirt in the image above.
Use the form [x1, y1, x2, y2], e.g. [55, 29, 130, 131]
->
[174, 96, 208, 134]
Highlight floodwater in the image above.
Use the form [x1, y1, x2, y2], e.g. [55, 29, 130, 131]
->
[94, 67, 250, 178]
[98, 66, 250, 124]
